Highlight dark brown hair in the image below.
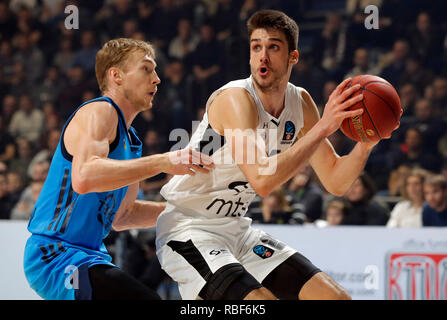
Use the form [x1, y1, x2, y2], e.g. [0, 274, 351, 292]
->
[247, 9, 299, 52]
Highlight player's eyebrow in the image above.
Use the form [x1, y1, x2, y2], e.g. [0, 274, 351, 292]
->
[141, 56, 157, 69]
[250, 38, 284, 43]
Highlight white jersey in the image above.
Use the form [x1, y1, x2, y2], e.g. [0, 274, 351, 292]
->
[159, 76, 304, 222]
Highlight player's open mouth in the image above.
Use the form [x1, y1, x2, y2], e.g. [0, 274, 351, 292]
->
[259, 66, 269, 76]
[148, 90, 157, 97]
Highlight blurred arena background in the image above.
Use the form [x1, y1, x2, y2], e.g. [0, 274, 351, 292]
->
[0, 0, 447, 300]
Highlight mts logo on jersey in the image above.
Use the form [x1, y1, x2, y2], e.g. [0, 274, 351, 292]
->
[206, 181, 254, 217]
[386, 252, 447, 300]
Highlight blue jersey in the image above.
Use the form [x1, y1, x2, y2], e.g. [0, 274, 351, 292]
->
[27, 97, 142, 254]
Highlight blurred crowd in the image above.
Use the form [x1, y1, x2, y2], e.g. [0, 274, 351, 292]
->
[1, 0, 447, 298]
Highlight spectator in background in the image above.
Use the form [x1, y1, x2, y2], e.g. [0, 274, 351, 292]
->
[13, 32, 45, 84]
[397, 82, 419, 117]
[399, 55, 433, 90]
[28, 128, 60, 176]
[140, 130, 169, 201]
[189, 21, 224, 111]
[56, 65, 93, 119]
[9, 61, 31, 97]
[1, 94, 17, 127]
[313, 13, 348, 79]
[8, 137, 33, 182]
[0, 115, 16, 163]
[385, 164, 411, 197]
[0, 171, 14, 219]
[387, 168, 427, 228]
[344, 48, 379, 79]
[407, 12, 443, 71]
[342, 172, 389, 225]
[0, 40, 16, 82]
[390, 127, 442, 173]
[70, 30, 100, 76]
[8, 94, 44, 143]
[168, 18, 199, 60]
[431, 77, 447, 117]
[290, 55, 326, 106]
[260, 187, 293, 224]
[10, 179, 44, 220]
[379, 39, 409, 88]
[160, 60, 192, 130]
[315, 199, 351, 227]
[286, 163, 323, 223]
[145, 0, 181, 52]
[34, 65, 65, 105]
[213, 0, 239, 41]
[422, 174, 447, 226]
[53, 38, 75, 74]
[6, 170, 24, 206]
[0, 2, 17, 41]
[411, 99, 446, 151]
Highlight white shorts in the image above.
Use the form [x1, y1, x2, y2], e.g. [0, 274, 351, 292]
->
[156, 205, 296, 300]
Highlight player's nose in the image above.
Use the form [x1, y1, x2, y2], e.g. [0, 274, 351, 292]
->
[153, 71, 161, 85]
[259, 48, 269, 64]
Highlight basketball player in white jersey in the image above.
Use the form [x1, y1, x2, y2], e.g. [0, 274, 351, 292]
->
[156, 10, 388, 300]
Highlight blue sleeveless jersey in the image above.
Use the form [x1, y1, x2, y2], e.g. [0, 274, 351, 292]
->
[27, 97, 142, 255]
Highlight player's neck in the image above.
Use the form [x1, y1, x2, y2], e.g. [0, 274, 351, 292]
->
[253, 80, 287, 119]
[103, 90, 138, 129]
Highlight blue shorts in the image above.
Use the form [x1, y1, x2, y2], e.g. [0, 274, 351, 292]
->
[23, 234, 116, 300]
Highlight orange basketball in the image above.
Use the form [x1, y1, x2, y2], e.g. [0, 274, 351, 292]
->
[339, 75, 402, 143]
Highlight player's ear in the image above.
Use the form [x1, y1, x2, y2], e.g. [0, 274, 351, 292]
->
[290, 50, 299, 65]
[109, 67, 123, 86]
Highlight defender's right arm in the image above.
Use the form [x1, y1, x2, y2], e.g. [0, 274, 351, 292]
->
[66, 101, 214, 194]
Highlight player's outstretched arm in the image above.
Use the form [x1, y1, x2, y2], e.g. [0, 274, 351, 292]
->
[67, 102, 214, 194]
[208, 80, 363, 197]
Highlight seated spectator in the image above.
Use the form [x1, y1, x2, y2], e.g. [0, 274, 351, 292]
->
[168, 18, 200, 60]
[324, 200, 350, 226]
[387, 168, 428, 228]
[384, 164, 412, 197]
[399, 55, 433, 90]
[390, 127, 442, 173]
[431, 77, 447, 118]
[0, 115, 15, 163]
[189, 21, 224, 111]
[314, 199, 351, 227]
[286, 163, 323, 222]
[9, 137, 33, 183]
[6, 170, 24, 206]
[379, 39, 409, 88]
[398, 83, 420, 117]
[10, 179, 44, 220]
[0, 171, 13, 219]
[422, 174, 447, 226]
[342, 172, 390, 225]
[345, 48, 379, 79]
[69, 30, 100, 76]
[260, 187, 293, 224]
[8, 94, 44, 143]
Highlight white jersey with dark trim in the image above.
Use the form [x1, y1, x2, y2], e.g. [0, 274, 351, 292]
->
[159, 76, 304, 221]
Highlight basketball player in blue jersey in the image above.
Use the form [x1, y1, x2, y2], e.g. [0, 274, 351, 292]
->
[23, 38, 214, 300]
[156, 10, 399, 300]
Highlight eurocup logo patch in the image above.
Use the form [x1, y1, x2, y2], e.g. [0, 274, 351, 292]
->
[253, 245, 274, 259]
[282, 121, 295, 141]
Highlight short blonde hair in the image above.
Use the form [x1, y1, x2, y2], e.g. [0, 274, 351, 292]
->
[95, 38, 155, 93]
